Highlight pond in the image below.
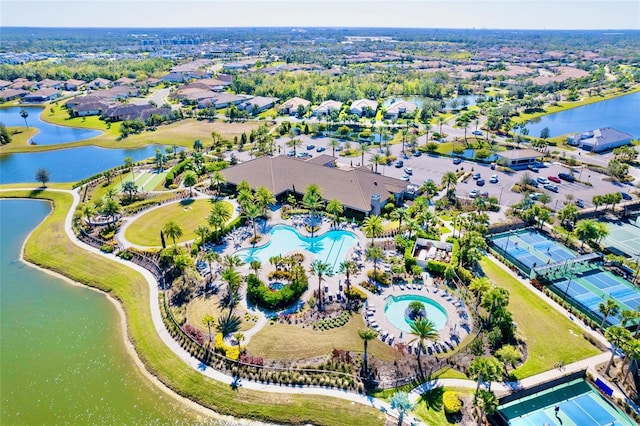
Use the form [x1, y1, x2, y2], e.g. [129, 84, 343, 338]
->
[450, 148, 498, 162]
[382, 95, 478, 111]
[0, 199, 206, 424]
[525, 91, 640, 138]
[0, 106, 102, 145]
[0, 145, 168, 184]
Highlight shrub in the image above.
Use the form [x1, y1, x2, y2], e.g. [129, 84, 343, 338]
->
[367, 270, 390, 286]
[443, 391, 462, 414]
[246, 273, 308, 310]
[100, 244, 115, 253]
[344, 286, 367, 301]
[214, 333, 239, 360]
[182, 323, 205, 346]
[117, 250, 133, 260]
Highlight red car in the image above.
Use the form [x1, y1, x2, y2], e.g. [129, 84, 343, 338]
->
[548, 175, 561, 183]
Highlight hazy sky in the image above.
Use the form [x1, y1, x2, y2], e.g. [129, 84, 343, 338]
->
[2, 0, 639, 30]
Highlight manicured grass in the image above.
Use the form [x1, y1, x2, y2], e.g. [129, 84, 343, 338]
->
[113, 171, 168, 193]
[432, 366, 468, 380]
[248, 314, 399, 362]
[479, 257, 600, 378]
[124, 198, 226, 247]
[186, 295, 254, 333]
[411, 387, 471, 426]
[4, 126, 39, 147]
[0, 189, 385, 426]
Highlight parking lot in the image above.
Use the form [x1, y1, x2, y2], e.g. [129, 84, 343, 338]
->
[247, 134, 635, 213]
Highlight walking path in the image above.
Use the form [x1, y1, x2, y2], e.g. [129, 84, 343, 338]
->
[1, 186, 631, 426]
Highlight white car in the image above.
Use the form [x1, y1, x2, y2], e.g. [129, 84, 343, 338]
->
[404, 167, 413, 175]
[489, 174, 498, 183]
[469, 189, 479, 198]
[401, 174, 410, 181]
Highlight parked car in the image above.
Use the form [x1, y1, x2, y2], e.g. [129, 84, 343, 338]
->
[413, 151, 422, 157]
[287, 149, 296, 157]
[401, 174, 410, 181]
[316, 146, 325, 152]
[297, 152, 310, 158]
[544, 183, 559, 193]
[306, 144, 315, 150]
[335, 146, 343, 152]
[395, 160, 404, 168]
[620, 192, 633, 200]
[528, 165, 539, 172]
[453, 157, 462, 165]
[476, 179, 485, 186]
[489, 174, 498, 183]
[472, 130, 483, 136]
[529, 192, 543, 200]
[469, 189, 479, 198]
[558, 172, 575, 182]
[480, 191, 489, 198]
[528, 179, 539, 188]
[472, 172, 481, 180]
[575, 199, 585, 208]
[404, 167, 413, 175]
[537, 177, 549, 185]
[548, 175, 561, 183]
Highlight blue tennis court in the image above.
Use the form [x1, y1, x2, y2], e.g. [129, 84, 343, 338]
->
[549, 269, 640, 326]
[490, 229, 577, 275]
[498, 379, 635, 426]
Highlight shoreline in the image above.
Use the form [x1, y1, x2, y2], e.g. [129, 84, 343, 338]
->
[13, 196, 274, 426]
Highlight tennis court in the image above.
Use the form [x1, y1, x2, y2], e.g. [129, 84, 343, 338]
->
[490, 229, 577, 275]
[498, 378, 635, 426]
[549, 269, 640, 327]
[114, 170, 167, 192]
[601, 218, 640, 258]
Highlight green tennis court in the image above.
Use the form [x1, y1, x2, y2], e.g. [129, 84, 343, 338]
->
[498, 379, 635, 426]
[114, 171, 167, 192]
[601, 218, 640, 258]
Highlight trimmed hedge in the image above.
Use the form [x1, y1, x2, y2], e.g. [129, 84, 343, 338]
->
[164, 158, 191, 187]
[246, 273, 308, 310]
[443, 391, 462, 414]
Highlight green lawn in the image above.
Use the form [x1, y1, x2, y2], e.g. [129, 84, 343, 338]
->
[124, 198, 227, 247]
[248, 314, 399, 362]
[0, 189, 385, 426]
[480, 257, 600, 378]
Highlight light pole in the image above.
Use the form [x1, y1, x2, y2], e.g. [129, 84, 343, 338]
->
[498, 186, 504, 206]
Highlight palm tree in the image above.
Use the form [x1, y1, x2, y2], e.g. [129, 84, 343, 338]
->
[390, 207, 408, 230]
[211, 170, 226, 195]
[469, 356, 503, 397]
[202, 315, 216, 343]
[249, 259, 262, 277]
[441, 171, 458, 194]
[389, 391, 414, 426]
[163, 221, 183, 247]
[328, 138, 340, 157]
[325, 199, 344, 226]
[599, 299, 620, 330]
[81, 203, 96, 226]
[358, 327, 378, 376]
[469, 277, 492, 307]
[101, 196, 121, 230]
[20, 108, 29, 127]
[237, 188, 254, 207]
[194, 225, 209, 247]
[124, 156, 134, 183]
[243, 202, 262, 240]
[287, 138, 302, 156]
[254, 186, 276, 216]
[208, 200, 231, 240]
[370, 153, 382, 173]
[623, 338, 640, 384]
[366, 246, 384, 279]
[183, 170, 197, 197]
[495, 344, 523, 376]
[481, 287, 510, 326]
[216, 313, 242, 339]
[621, 309, 640, 330]
[302, 193, 324, 236]
[309, 260, 333, 311]
[475, 390, 499, 426]
[172, 252, 194, 281]
[338, 260, 359, 292]
[222, 254, 245, 270]
[202, 250, 219, 281]
[604, 325, 632, 376]
[362, 215, 383, 246]
[221, 267, 243, 311]
[409, 318, 439, 377]
[574, 219, 599, 249]
[438, 115, 445, 136]
[360, 142, 370, 166]
[233, 332, 245, 355]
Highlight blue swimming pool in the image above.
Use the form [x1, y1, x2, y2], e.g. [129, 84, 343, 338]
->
[235, 225, 358, 273]
[384, 294, 448, 333]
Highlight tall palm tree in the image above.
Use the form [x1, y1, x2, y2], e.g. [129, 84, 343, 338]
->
[438, 116, 446, 136]
[287, 138, 302, 156]
[358, 327, 378, 376]
[325, 198, 344, 226]
[81, 203, 95, 226]
[208, 200, 231, 240]
[604, 325, 632, 376]
[623, 338, 640, 384]
[495, 344, 523, 376]
[370, 153, 382, 173]
[390, 207, 408, 231]
[362, 215, 383, 246]
[211, 170, 226, 195]
[574, 219, 598, 249]
[441, 171, 458, 194]
[249, 260, 262, 277]
[302, 193, 324, 236]
[222, 254, 245, 270]
[481, 287, 510, 326]
[20, 108, 29, 127]
[124, 156, 134, 183]
[475, 390, 499, 426]
[221, 267, 243, 312]
[202, 315, 216, 343]
[243, 202, 262, 240]
[254, 186, 276, 216]
[469, 356, 503, 397]
[409, 318, 439, 377]
[366, 246, 384, 279]
[183, 170, 197, 197]
[101, 196, 121, 230]
[237, 188, 254, 207]
[469, 277, 493, 307]
[599, 299, 620, 330]
[202, 250, 219, 282]
[163, 221, 183, 247]
[172, 253, 194, 281]
[194, 225, 209, 247]
[360, 142, 370, 166]
[328, 138, 340, 157]
[338, 260, 359, 292]
[309, 260, 333, 311]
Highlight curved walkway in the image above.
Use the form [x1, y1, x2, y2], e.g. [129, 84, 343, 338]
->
[0, 187, 629, 426]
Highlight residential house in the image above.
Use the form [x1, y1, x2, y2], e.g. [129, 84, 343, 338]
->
[200, 93, 249, 109]
[38, 79, 64, 90]
[138, 77, 160, 87]
[114, 77, 136, 86]
[567, 127, 633, 153]
[0, 79, 12, 90]
[196, 77, 232, 91]
[222, 155, 408, 215]
[160, 72, 186, 83]
[11, 79, 36, 90]
[350, 99, 378, 117]
[281, 97, 311, 116]
[384, 100, 417, 120]
[0, 88, 28, 101]
[312, 100, 343, 117]
[238, 96, 279, 114]
[65, 79, 86, 91]
[23, 88, 61, 103]
[87, 78, 112, 89]
[95, 86, 139, 101]
[102, 104, 172, 122]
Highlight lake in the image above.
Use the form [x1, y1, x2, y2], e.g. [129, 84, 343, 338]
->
[525, 91, 640, 138]
[383, 95, 477, 110]
[0, 145, 166, 184]
[0, 199, 210, 424]
[0, 106, 102, 145]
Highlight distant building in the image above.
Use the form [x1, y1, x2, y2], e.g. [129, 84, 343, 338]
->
[86, 78, 111, 89]
[567, 127, 633, 153]
[38, 79, 64, 90]
[312, 100, 343, 117]
[23, 88, 61, 103]
[0, 88, 28, 101]
[238, 96, 279, 114]
[496, 149, 544, 169]
[114, 77, 136, 86]
[350, 99, 378, 117]
[384, 100, 417, 120]
[281, 97, 311, 116]
[64, 79, 86, 91]
[0, 79, 12, 90]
